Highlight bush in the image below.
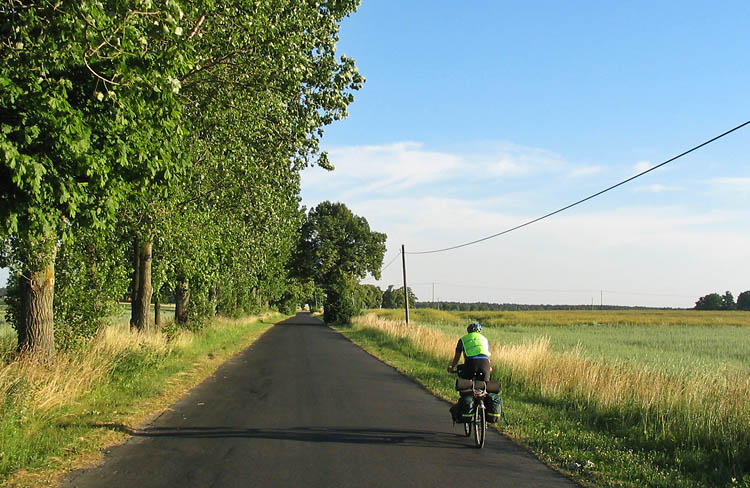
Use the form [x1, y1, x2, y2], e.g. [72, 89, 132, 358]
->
[323, 288, 360, 324]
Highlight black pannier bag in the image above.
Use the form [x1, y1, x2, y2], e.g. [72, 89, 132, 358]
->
[455, 378, 500, 394]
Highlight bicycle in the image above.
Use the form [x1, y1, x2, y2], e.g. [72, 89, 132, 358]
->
[452, 367, 495, 449]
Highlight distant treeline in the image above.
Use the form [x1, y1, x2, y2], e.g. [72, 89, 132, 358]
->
[413, 301, 675, 311]
[694, 291, 750, 311]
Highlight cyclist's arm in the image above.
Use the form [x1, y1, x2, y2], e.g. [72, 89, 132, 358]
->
[447, 340, 463, 371]
[447, 350, 462, 372]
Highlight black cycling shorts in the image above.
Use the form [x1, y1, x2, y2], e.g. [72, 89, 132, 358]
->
[460, 357, 491, 381]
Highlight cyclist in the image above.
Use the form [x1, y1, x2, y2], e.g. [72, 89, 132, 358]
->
[447, 322, 491, 380]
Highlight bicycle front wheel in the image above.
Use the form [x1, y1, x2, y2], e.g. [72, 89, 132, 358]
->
[474, 402, 486, 448]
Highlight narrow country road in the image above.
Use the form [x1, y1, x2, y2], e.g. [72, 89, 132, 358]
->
[61, 313, 578, 487]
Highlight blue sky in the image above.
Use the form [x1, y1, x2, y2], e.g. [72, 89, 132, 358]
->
[301, 1, 750, 307]
[2, 2, 747, 308]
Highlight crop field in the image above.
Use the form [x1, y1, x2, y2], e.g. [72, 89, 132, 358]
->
[370, 308, 750, 375]
[354, 308, 750, 486]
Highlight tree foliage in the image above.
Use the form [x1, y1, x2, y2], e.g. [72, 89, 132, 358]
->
[356, 284, 383, 309]
[381, 285, 417, 309]
[695, 292, 736, 311]
[1, 0, 366, 354]
[292, 201, 386, 323]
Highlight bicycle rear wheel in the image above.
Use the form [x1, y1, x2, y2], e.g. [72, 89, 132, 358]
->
[463, 419, 471, 437]
[473, 402, 486, 448]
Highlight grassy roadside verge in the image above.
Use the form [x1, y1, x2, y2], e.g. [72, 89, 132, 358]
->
[0, 314, 282, 488]
[335, 317, 749, 488]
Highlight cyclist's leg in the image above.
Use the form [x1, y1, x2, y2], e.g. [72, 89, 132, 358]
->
[464, 358, 491, 381]
[476, 358, 491, 381]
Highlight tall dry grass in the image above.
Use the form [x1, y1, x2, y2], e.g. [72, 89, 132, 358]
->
[0, 311, 280, 421]
[0, 323, 192, 420]
[352, 313, 750, 465]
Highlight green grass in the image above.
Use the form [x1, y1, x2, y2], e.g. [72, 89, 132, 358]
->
[0, 313, 280, 487]
[110, 302, 176, 326]
[342, 310, 750, 488]
[372, 308, 750, 375]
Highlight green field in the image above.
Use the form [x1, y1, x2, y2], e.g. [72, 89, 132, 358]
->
[353, 308, 750, 487]
[371, 308, 750, 375]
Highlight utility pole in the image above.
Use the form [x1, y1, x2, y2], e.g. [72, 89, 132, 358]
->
[402, 244, 409, 325]
[432, 282, 435, 308]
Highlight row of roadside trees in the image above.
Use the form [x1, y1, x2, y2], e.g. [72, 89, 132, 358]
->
[1, 0, 371, 358]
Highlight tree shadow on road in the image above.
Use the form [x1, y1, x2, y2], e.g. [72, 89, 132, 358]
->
[90, 423, 472, 449]
[274, 312, 326, 327]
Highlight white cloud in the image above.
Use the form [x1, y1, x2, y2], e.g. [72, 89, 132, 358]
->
[303, 141, 570, 202]
[481, 143, 564, 179]
[634, 184, 682, 193]
[302, 142, 464, 199]
[358, 195, 750, 307]
[302, 140, 750, 307]
[488, 158, 531, 178]
[709, 177, 750, 190]
[633, 161, 653, 174]
[568, 166, 602, 178]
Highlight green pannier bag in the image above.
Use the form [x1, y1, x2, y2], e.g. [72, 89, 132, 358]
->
[454, 395, 474, 422]
[485, 392, 503, 423]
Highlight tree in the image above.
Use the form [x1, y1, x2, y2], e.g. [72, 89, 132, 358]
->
[382, 285, 398, 309]
[390, 286, 418, 309]
[722, 291, 736, 310]
[695, 293, 724, 310]
[2, 0, 365, 353]
[1, 0, 200, 355]
[381, 285, 417, 309]
[737, 291, 750, 311]
[120, 0, 364, 329]
[292, 202, 386, 323]
[356, 284, 383, 309]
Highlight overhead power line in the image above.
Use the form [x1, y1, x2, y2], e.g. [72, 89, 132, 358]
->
[407, 119, 750, 255]
[380, 250, 402, 272]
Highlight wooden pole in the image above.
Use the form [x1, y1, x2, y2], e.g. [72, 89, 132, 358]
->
[402, 244, 409, 325]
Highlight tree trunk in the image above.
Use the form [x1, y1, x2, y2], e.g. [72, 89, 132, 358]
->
[87, 241, 102, 317]
[130, 237, 141, 330]
[131, 239, 153, 332]
[175, 280, 189, 325]
[154, 298, 161, 327]
[18, 239, 57, 358]
[207, 285, 218, 316]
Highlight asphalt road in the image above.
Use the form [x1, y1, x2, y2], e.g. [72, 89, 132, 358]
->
[61, 313, 578, 487]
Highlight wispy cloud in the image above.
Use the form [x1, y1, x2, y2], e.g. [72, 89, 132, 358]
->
[709, 177, 750, 190]
[301, 139, 750, 307]
[568, 166, 602, 178]
[633, 160, 653, 175]
[478, 142, 564, 179]
[331, 141, 463, 191]
[304, 141, 572, 201]
[634, 184, 683, 193]
[362, 197, 749, 306]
